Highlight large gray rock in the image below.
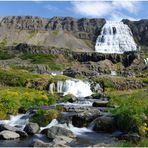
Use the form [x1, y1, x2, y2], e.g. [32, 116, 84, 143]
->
[47, 126, 75, 139]
[31, 139, 51, 147]
[0, 124, 28, 137]
[0, 130, 20, 140]
[91, 115, 116, 132]
[0, 124, 18, 132]
[72, 108, 101, 127]
[24, 122, 40, 135]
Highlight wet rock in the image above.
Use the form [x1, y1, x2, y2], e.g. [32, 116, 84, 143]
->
[51, 136, 73, 147]
[15, 130, 28, 137]
[24, 122, 40, 135]
[0, 124, 28, 137]
[0, 130, 20, 140]
[91, 115, 116, 132]
[31, 139, 51, 147]
[72, 108, 100, 127]
[119, 133, 140, 143]
[0, 124, 19, 132]
[47, 126, 76, 139]
[92, 100, 109, 107]
[63, 68, 77, 78]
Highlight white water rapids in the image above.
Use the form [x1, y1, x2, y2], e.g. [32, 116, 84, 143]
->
[95, 21, 137, 53]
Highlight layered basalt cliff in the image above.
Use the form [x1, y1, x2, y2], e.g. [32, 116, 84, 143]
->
[0, 16, 148, 51]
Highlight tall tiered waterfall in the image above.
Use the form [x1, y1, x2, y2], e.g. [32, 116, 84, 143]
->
[95, 21, 137, 53]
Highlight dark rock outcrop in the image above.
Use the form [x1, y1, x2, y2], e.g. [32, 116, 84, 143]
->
[90, 115, 116, 132]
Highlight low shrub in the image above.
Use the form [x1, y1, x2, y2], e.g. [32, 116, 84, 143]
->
[31, 109, 59, 126]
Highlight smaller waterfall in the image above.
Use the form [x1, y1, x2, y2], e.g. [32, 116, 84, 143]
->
[63, 80, 92, 98]
[49, 79, 93, 98]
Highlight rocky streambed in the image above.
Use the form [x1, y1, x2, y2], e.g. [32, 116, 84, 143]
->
[0, 95, 141, 147]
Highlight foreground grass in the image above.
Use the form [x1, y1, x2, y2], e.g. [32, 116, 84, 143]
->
[106, 89, 148, 134]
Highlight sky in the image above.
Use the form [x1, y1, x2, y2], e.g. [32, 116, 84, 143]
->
[0, 1, 147, 21]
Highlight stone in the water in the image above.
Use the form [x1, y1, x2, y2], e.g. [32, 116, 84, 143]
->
[119, 133, 140, 143]
[72, 108, 100, 127]
[92, 100, 108, 107]
[91, 115, 116, 132]
[24, 122, 40, 135]
[47, 126, 76, 139]
[31, 139, 51, 147]
[0, 130, 20, 140]
[15, 130, 28, 137]
[0, 124, 19, 132]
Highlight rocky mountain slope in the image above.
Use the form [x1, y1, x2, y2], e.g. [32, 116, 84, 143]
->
[0, 16, 105, 51]
[0, 16, 148, 52]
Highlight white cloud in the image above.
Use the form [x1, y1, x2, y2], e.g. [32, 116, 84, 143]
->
[71, 1, 113, 17]
[71, 1, 141, 21]
[112, 1, 140, 14]
[45, 5, 58, 11]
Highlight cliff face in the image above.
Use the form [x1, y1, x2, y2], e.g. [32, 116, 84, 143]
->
[0, 16, 148, 52]
[122, 19, 148, 50]
[0, 16, 105, 51]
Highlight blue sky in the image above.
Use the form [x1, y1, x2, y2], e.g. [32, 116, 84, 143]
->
[0, 1, 147, 21]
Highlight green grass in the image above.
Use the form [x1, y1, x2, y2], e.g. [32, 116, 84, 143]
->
[106, 89, 148, 134]
[116, 137, 148, 147]
[0, 51, 15, 60]
[20, 53, 70, 70]
[0, 67, 70, 88]
[0, 86, 49, 119]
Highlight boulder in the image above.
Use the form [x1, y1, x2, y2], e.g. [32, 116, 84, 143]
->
[92, 100, 108, 107]
[72, 108, 100, 127]
[119, 133, 140, 143]
[0, 124, 18, 132]
[47, 126, 75, 139]
[0, 130, 20, 140]
[51, 136, 73, 147]
[24, 122, 40, 135]
[0, 124, 28, 137]
[91, 115, 116, 132]
[31, 139, 51, 147]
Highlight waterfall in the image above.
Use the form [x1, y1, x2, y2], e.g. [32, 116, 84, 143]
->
[95, 21, 137, 54]
[63, 80, 92, 98]
[144, 58, 148, 64]
[49, 83, 56, 94]
[57, 81, 64, 93]
[49, 79, 93, 98]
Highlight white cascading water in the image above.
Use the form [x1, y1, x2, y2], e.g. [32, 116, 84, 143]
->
[62, 80, 92, 98]
[95, 21, 137, 54]
[49, 79, 93, 98]
[0, 113, 29, 129]
[41, 119, 92, 136]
